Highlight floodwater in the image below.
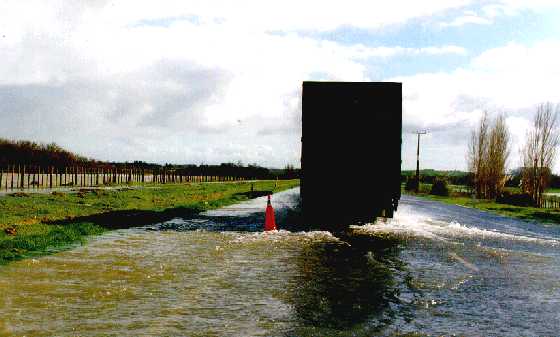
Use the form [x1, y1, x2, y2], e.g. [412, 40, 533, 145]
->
[1, 189, 559, 336]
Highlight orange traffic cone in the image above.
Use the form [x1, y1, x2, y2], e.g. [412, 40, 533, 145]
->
[264, 194, 277, 231]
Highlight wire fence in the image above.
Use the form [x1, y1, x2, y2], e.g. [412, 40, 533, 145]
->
[0, 165, 248, 191]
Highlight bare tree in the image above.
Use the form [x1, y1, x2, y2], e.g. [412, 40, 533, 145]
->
[468, 111, 510, 199]
[486, 114, 509, 198]
[521, 103, 560, 207]
[468, 111, 489, 198]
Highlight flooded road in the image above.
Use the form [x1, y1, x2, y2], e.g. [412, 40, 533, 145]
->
[1, 189, 559, 336]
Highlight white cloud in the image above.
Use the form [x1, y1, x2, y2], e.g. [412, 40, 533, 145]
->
[2, 0, 560, 168]
[345, 44, 467, 59]
[0, 0, 480, 167]
[440, 14, 493, 27]
[438, 0, 560, 28]
[86, 0, 475, 32]
[394, 40, 560, 171]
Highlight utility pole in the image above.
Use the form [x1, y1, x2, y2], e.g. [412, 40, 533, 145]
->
[414, 130, 427, 193]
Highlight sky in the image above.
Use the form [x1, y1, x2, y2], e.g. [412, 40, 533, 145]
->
[2, 1, 560, 170]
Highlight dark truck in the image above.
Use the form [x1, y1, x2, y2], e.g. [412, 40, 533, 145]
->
[301, 81, 402, 231]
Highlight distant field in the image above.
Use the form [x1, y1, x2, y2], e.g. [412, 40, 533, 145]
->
[401, 169, 469, 177]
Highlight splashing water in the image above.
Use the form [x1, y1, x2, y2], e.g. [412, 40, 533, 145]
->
[357, 203, 560, 247]
[1, 190, 560, 336]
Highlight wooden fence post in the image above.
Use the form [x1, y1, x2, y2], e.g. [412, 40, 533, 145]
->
[16, 165, 21, 189]
[10, 165, 14, 189]
[18, 165, 23, 189]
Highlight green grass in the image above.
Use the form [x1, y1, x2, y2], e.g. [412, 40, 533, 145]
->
[0, 180, 299, 265]
[0, 222, 105, 263]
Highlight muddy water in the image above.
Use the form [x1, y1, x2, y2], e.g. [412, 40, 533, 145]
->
[1, 189, 560, 336]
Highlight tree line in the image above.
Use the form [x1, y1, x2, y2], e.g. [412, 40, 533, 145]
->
[401, 170, 471, 186]
[0, 138, 300, 180]
[0, 138, 89, 167]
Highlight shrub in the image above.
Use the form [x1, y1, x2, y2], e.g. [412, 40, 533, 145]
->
[430, 178, 449, 196]
[404, 176, 418, 192]
[496, 191, 535, 207]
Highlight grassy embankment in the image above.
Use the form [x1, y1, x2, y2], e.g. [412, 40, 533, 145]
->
[0, 180, 300, 265]
[403, 183, 560, 225]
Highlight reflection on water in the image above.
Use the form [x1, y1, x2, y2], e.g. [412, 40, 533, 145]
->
[1, 189, 560, 336]
[288, 235, 413, 335]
